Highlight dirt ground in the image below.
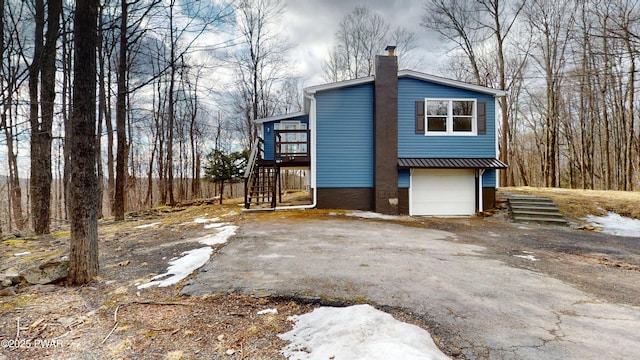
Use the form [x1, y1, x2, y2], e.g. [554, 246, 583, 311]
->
[1, 189, 639, 359]
[0, 204, 431, 360]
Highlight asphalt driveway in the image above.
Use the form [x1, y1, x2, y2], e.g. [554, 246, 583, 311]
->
[181, 213, 640, 359]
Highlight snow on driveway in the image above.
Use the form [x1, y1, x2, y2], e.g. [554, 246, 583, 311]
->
[585, 212, 640, 237]
[279, 304, 450, 360]
[137, 219, 238, 289]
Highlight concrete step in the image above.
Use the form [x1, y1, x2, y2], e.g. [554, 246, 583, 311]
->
[509, 204, 558, 211]
[508, 198, 555, 205]
[511, 209, 565, 218]
[507, 195, 552, 199]
[506, 195, 567, 226]
[512, 215, 568, 225]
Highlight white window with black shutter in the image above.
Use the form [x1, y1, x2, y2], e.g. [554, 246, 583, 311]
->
[415, 99, 486, 136]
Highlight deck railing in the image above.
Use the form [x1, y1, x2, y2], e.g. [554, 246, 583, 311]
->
[274, 129, 310, 163]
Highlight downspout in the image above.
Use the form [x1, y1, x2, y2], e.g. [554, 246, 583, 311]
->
[272, 92, 317, 211]
[495, 96, 500, 188]
[478, 169, 485, 213]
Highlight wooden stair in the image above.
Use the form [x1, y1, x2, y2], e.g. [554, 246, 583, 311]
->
[506, 195, 568, 225]
[245, 165, 278, 208]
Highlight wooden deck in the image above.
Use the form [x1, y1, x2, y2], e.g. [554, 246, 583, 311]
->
[244, 131, 312, 209]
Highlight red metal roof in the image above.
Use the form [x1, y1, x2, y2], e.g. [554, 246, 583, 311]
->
[398, 158, 507, 169]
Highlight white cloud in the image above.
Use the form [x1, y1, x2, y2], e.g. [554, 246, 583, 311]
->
[283, 0, 444, 85]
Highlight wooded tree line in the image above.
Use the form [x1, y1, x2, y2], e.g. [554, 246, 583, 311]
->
[2, 0, 640, 240]
[0, 0, 300, 236]
[424, 0, 640, 191]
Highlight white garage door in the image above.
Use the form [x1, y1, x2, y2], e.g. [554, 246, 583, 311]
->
[410, 169, 475, 216]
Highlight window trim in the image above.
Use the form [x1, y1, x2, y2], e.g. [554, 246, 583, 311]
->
[424, 98, 477, 136]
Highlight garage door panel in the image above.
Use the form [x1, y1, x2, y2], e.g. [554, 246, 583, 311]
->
[410, 169, 475, 216]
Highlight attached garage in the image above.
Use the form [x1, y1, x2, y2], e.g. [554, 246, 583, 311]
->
[410, 169, 475, 216]
[399, 158, 508, 216]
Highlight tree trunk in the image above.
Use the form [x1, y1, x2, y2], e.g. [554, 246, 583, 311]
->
[29, 0, 45, 233]
[166, 0, 177, 206]
[219, 180, 224, 205]
[96, 3, 105, 218]
[192, 152, 201, 198]
[1, 13, 26, 231]
[68, 0, 99, 285]
[624, 34, 635, 191]
[39, 0, 61, 226]
[114, 0, 128, 220]
[106, 62, 115, 214]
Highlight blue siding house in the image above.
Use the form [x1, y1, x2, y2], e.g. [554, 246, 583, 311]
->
[245, 48, 506, 216]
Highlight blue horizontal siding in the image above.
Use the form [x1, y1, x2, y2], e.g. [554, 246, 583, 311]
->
[398, 77, 496, 159]
[261, 115, 308, 161]
[316, 84, 374, 188]
[398, 77, 499, 188]
[483, 169, 496, 187]
[398, 169, 410, 188]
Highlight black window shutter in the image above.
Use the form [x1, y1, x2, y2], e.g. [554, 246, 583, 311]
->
[477, 101, 486, 135]
[415, 100, 425, 134]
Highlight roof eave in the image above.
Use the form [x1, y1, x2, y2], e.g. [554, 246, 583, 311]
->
[253, 111, 308, 124]
[304, 76, 375, 95]
[398, 70, 507, 97]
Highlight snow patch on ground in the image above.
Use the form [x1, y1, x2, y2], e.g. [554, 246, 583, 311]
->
[258, 308, 278, 315]
[14, 252, 32, 257]
[259, 253, 295, 259]
[198, 225, 238, 245]
[514, 254, 538, 261]
[138, 247, 213, 289]
[345, 211, 402, 221]
[585, 212, 640, 237]
[138, 224, 238, 289]
[279, 304, 450, 360]
[204, 222, 229, 229]
[194, 217, 220, 224]
[134, 222, 162, 229]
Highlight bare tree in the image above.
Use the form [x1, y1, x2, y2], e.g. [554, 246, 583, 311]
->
[0, 0, 28, 231]
[608, 0, 639, 190]
[28, 0, 62, 234]
[423, 0, 483, 83]
[165, 0, 178, 206]
[324, 5, 417, 82]
[114, 0, 164, 219]
[525, 0, 575, 187]
[234, 0, 289, 148]
[68, 0, 99, 285]
[114, 0, 129, 221]
[423, 0, 525, 187]
[390, 27, 422, 70]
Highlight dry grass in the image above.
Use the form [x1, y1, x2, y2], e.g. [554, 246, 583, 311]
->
[501, 186, 640, 221]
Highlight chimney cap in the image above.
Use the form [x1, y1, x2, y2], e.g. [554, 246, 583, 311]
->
[385, 45, 396, 56]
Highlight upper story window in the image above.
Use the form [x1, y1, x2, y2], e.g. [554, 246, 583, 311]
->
[425, 99, 476, 136]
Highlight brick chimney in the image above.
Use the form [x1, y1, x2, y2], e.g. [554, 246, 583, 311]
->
[374, 47, 398, 215]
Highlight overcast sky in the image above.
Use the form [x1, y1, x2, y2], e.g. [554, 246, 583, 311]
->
[281, 0, 446, 86]
[0, 1, 449, 176]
